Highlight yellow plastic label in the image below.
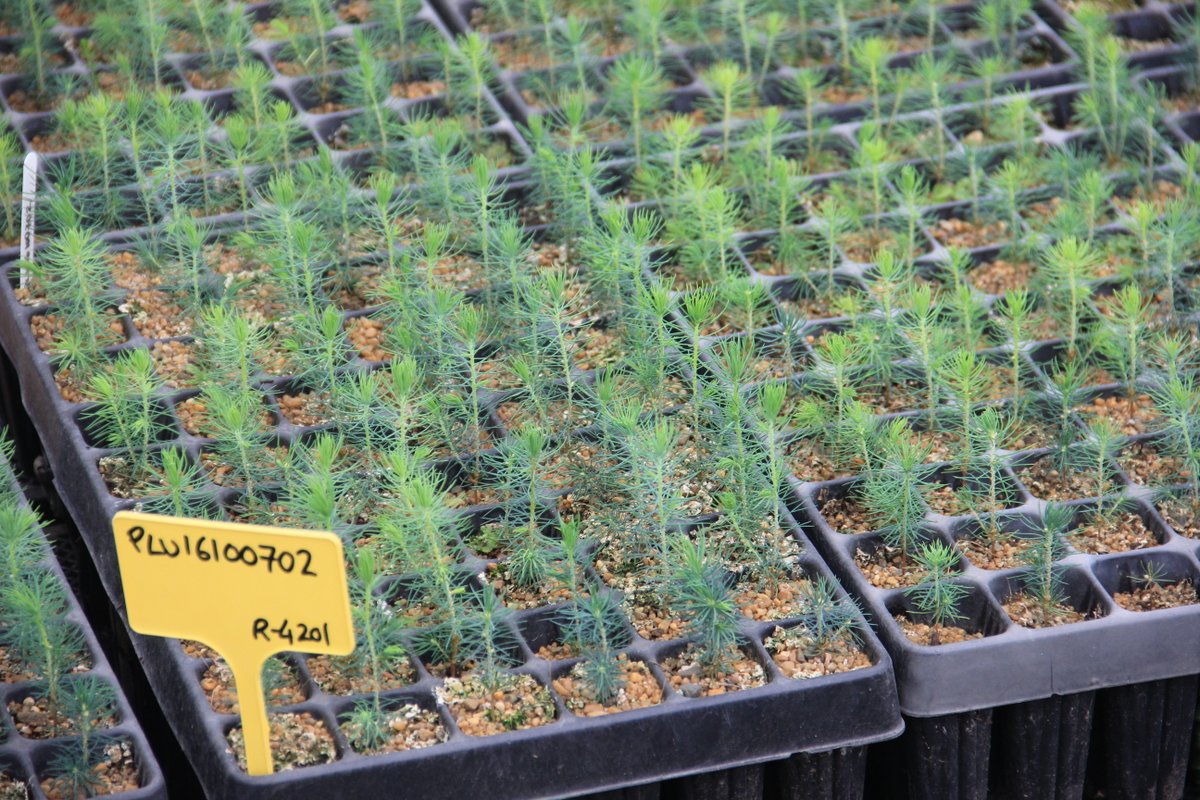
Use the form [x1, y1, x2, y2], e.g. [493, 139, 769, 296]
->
[111, 511, 354, 776]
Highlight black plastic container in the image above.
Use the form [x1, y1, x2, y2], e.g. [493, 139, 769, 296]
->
[0, 225, 904, 800]
[0, 460, 166, 799]
[431, 0, 1083, 151]
[789, 410, 1200, 799]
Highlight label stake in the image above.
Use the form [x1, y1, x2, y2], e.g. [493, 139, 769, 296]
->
[19, 152, 38, 289]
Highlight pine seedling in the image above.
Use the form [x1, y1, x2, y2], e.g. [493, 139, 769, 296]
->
[626, 0, 671, 67]
[460, 588, 521, 690]
[606, 55, 668, 164]
[993, 288, 1035, 413]
[780, 69, 829, 171]
[0, 570, 85, 710]
[975, 0, 1032, 57]
[735, 106, 792, 182]
[282, 306, 350, 394]
[1134, 201, 1200, 324]
[219, 115, 257, 216]
[294, 152, 357, 263]
[443, 33, 497, 129]
[669, 167, 743, 286]
[278, 433, 360, 538]
[753, 381, 797, 502]
[715, 276, 774, 339]
[0, 132, 19, 243]
[372, 0, 430, 80]
[330, 370, 400, 461]
[555, 16, 602, 93]
[913, 55, 956, 178]
[666, 533, 743, 679]
[491, 425, 560, 589]
[1000, 94, 1040, 155]
[1147, 333, 1199, 386]
[156, 216, 216, 314]
[860, 251, 911, 384]
[861, 429, 935, 559]
[851, 38, 893, 130]
[904, 541, 970, 644]
[899, 283, 948, 426]
[1032, 167, 1103, 241]
[194, 304, 269, 394]
[832, 0, 855, 73]
[344, 30, 400, 151]
[709, 386, 787, 578]
[971, 57, 1005, 132]
[987, 159, 1030, 240]
[809, 331, 864, 424]
[823, 399, 882, 473]
[1039, 236, 1099, 358]
[797, 576, 860, 654]
[544, 519, 592, 598]
[47, 674, 117, 800]
[279, 0, 339, 86]
[624, 417, 689, 558]
[559, 587, 631, 705]
[682, 289, 719, 429]
[402, 118, 471, 220]
[119, 87, 162, 226]
[526, 142, 604, 237]
[144, 92, 208, 223]
[754, 12, 785, 88]
[24, 227, 119, 348]
[361, 172, 409, 277]
[1151, 376, 1200, 502]
[527, 0, 560, 79]
[456, 156, 509, 269]
[14, 0, 57, 104]
[448, 302, 492, 450]
[944, 281, 990, 357]
[519, 270, 582, 406]
[1044, 356, 1089, 456]
[939, 349, 992, 473]
[204, 384, 276, 494]
[59, 93, 129, 226]
[46, 740, 103, 800]
[656, 114, 702, 195]
[405, 222, 457, 292]
[577, 207, 652, 308]
[229, 61, 275, 133]
[258, 100, 308, 168]
[137, 448, 216, 518]
[958, 408, 1019, 537]
[701, 61, 753, 155]
[1073, 38, 1136, 167]
[623, 282, 677, 401]
[0, 506, 43, 587]
[85, 349, 168, 482]
[342, 548, 410, 752]
[1021, 503, 1071, 619]
[714, 0, 757, 71]
[1094, 283, 1151, 408]
[166, 0, 233, 58]
[378, 466, 473, 675]
[744, 155, 807, 232]
[846, 131, 890, 222]
[1069, 418, 1124, 515]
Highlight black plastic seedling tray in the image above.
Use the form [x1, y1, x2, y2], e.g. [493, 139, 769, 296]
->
[0, 466, 166, 800]
[0, 0, 530, 266]
[788, 377, 1200, 800]
[0, 232, 903, 800]
[432, 0, 1084, 155]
